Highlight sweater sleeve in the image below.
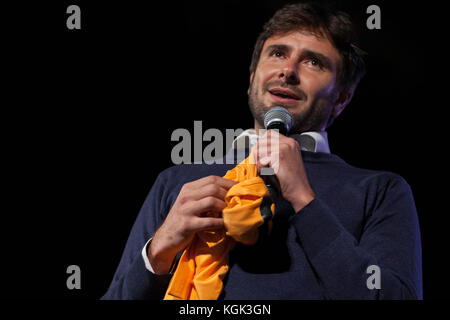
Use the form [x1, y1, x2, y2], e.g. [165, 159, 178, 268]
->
[101, 171, 173, 300]
[291, 174, 423, 299]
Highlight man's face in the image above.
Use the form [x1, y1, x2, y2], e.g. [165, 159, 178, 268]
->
[248, 31, 344, 133]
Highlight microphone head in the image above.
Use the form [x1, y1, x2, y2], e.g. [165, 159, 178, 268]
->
[263, 107, 294, 134]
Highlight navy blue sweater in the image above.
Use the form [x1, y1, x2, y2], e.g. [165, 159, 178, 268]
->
[102, 151, 422, 299]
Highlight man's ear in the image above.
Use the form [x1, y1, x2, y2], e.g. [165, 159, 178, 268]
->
[247, 72, 255, 95]
[332, 84, 356, 119]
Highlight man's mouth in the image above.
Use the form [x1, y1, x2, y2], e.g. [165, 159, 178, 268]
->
[268, 87, 302, 103]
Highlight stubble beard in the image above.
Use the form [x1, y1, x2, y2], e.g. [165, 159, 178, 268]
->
[248, 80, 330, 134]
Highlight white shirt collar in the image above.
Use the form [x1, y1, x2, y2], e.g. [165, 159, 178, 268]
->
[231, 129, 330, 154]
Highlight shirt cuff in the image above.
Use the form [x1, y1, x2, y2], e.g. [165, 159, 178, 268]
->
[141, 237, 156, 273]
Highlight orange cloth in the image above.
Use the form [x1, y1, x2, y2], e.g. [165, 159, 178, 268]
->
[164, 151, 274, 300]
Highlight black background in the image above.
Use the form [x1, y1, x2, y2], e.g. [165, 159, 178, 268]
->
[3, 0, 447, 300]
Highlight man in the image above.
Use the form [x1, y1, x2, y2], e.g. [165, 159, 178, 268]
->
[102, 2, 422, 299]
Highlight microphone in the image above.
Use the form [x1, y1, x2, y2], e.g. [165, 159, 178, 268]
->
[263, 107, 294, 136]
[259, 107, 294, 222]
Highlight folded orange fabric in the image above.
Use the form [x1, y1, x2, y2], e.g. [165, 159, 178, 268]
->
[164, 151, 274, 300]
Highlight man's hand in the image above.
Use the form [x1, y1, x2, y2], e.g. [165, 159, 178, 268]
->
[148, 175, 237, 274]
[255, 130, 316, 212]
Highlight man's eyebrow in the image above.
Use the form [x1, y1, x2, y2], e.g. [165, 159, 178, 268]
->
[263, 44, 290, 55]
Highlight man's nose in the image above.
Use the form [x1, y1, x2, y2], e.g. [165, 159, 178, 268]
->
[278, 61, 300, 85]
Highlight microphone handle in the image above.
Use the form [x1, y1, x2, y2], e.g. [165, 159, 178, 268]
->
[262, 121, 287, 200]
[262, 174, 281, 200]
[260, 174, 281, 222]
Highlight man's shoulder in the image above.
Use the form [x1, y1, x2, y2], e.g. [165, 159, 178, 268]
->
[305, 151, 410, 190]
[345, 164, 412, 198]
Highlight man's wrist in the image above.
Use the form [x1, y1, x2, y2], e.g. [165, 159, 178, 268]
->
[147, 236, 178, 275]
[290, 190, 316, 213]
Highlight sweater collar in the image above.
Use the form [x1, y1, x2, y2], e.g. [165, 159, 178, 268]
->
[231, 129, 330, 154]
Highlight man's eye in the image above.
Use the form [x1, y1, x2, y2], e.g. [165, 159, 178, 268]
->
[307, 58, 322, 68]
[271, 50, 285, 58]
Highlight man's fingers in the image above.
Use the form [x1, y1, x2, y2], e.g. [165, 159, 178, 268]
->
[180, 176, 237, 203]
[197, 196, 227, 212]
[189, 178, 237, 202]
[195, 183, 229, 201]
[215, 176, 238, 189]
[258, 156, 271, 167]
[184, 196, 227, 217]
[192, 175, 237, 190]
[190, 217, 224, 232]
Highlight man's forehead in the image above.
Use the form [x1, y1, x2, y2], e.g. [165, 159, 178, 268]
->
[263, 31, 340, 61]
